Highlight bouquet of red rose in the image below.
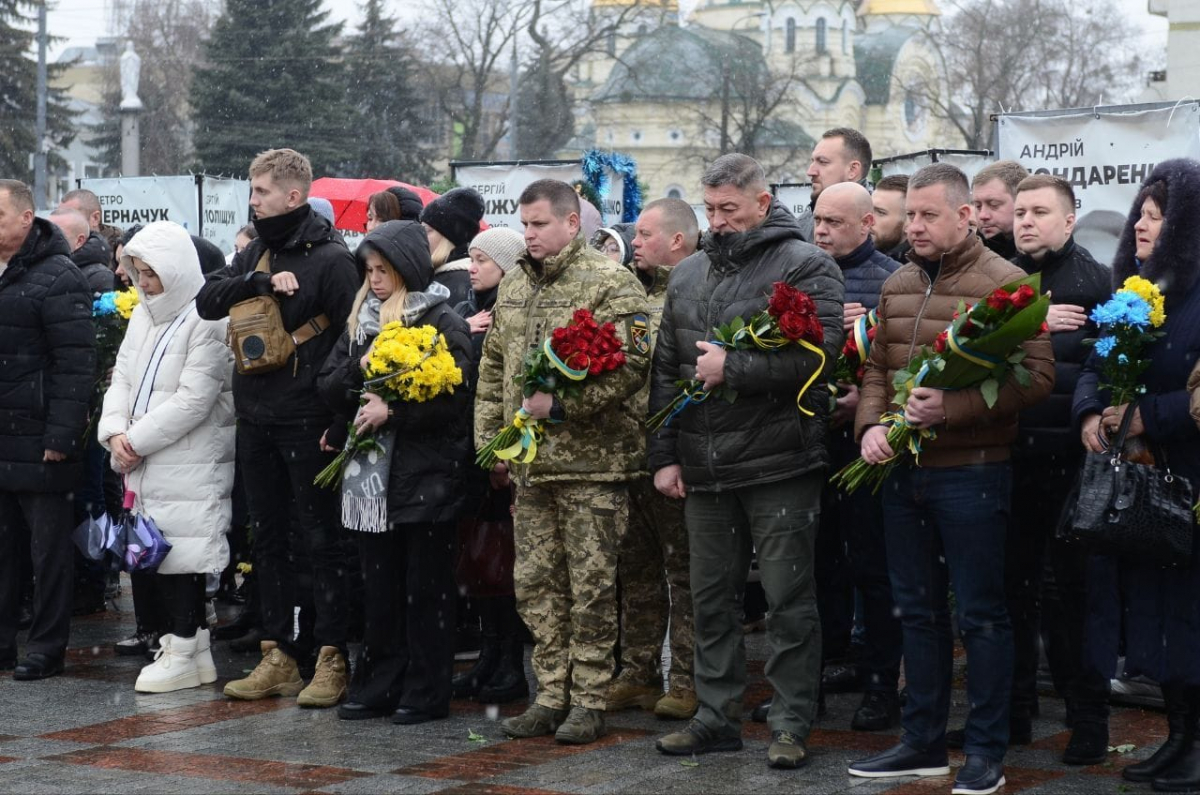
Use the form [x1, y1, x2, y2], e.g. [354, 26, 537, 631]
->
[831, 273, 1050, 495]
[476, 308, 627, 470]
[832, 309, 878, 388]
[646, 281, 827, 433]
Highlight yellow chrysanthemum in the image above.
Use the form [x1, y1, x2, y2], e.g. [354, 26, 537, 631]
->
[114, 287, 140, 320]
[364, 322, 461, 403]
[1121, 276, 1166, 327]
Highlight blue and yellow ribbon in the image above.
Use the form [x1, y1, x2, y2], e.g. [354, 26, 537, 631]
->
[493, 408, 546, 464]
[852, 309, 878, 365]
[946, 327, 1001, 370]
[541, 338, 590, 382]
[879, 411, 937, 465]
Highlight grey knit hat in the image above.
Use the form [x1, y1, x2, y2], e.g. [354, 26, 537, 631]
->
[468, 227, 526, 273]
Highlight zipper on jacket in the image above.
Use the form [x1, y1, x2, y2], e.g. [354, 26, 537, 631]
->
[702, 246, 726, 485]
[904, 255, 942, 367]
[517, 279, 544, 489]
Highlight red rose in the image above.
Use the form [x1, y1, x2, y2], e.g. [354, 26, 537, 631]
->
[1011, 284, 1036, 309]
[986, 289, 1011, 311]
[777, 311, 807, 341]
[610, 351, 626, 368]
[768, 281, 801, 317]
[588, 359, 604, 376]
[866, 326, 877, 342]
[933, 330, 949, 353]
[1040, 321, 1049, 334]
[842, 336, 859, 357]
[791, 291, 817, 316]
[806, 316, 824, 344]
[855, 365, 866, 382]
[960, 317, 974, 336]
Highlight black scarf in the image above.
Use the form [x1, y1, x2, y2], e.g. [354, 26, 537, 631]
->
[254, 204, 312, 252]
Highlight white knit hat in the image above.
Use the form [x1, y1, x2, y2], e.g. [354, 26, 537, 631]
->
[469, 227, 526, 273]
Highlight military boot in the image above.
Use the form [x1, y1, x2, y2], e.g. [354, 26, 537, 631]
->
[655, 684, 699, 720]
[297, 646, 348, 708]
[500, 704, 568, 738]
[223, 641, 303, 700]
[605, 671, 661, 711]
[555, 706, 607, 745]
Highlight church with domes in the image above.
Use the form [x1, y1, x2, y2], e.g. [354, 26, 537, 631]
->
[568, 0, 960, 203]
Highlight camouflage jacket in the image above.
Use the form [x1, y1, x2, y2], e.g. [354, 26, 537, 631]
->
[475, 236, 651, 484]
[631, 264, 673, 421]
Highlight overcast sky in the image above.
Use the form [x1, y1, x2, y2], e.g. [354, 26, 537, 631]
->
[43, 0, 1167, 66]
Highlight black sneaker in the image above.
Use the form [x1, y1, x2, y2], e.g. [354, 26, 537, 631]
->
[848, 742, 950, 778]
[952, 754, 1005, 795]
[114, 631, 156, 657]
[851, 690, 900, 731]
[822, 662, 865, 693]
[656, 719, 743, 756]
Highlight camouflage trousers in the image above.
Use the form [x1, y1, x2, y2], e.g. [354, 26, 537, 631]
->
[618, 477, 694, 690]
[513, 481, 628, 711]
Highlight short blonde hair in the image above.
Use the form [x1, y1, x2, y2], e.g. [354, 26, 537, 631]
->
[248, 149, 313, 195]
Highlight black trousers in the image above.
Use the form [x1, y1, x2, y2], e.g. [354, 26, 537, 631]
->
[0, 491, 75, 660]
[131, 570, 206, 638]
[237, 419, 349, 660]
[349, 523, 457, 715]
[1007, 453, 1092, 714]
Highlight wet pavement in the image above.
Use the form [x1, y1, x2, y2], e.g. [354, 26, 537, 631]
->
[0, 583, 1165, 793]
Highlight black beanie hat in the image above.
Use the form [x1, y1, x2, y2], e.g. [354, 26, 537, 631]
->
[191, 235, 227, 275]
[420, 187, 485, 248]
[386, 186, 425, 222]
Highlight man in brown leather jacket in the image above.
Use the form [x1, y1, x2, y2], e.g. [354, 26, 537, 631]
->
[846, 163, 1053, 795]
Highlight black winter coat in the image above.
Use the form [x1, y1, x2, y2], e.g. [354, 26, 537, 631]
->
[1015, 237, 1109, 457]
[0, 218, 96, 492]
[196, 207, 358, 428]
[318, 220, 473, 526]
[839, 238, 899, 309]
[648, 201, 845, 490]
[71, 231, 117, 295]
[1073, 157, 1200, 686]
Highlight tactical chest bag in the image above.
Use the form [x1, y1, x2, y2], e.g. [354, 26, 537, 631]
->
[227, 251, 329, 375]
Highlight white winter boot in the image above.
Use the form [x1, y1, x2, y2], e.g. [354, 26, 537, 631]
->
[195, 627, 217, 685]
[134, 633, 202, 693]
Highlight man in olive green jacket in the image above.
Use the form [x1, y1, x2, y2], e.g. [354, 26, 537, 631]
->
[475, 179, 650, 745]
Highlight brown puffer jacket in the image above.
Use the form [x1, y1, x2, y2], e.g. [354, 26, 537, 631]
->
[855, 234, 1055, 467]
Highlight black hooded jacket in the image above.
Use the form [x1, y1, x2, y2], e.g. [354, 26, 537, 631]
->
[196, 206, 359, 428]
[1014, 237, 1110, 457]
[0, 218, 96, 492]
[71, 231, 117, 295]
[648, 201, 845, 490]
[317, 221, 473, 526]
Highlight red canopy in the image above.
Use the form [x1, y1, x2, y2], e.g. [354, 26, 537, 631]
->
[309, 178, 440, 233]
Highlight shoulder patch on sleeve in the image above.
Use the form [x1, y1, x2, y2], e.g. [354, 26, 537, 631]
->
[627, 313, 650, 355]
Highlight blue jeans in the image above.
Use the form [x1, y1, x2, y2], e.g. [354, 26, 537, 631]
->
[882, 462, 1013, 761]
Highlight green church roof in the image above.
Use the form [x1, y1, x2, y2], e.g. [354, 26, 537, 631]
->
[853, 26, 920, 105]
[592, 25, 767, 103]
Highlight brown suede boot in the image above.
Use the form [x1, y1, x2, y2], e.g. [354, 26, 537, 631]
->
[296, 646, 348, 708]
[223, 641, 303, 700]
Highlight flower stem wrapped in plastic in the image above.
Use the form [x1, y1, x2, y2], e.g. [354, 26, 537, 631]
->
[646, 281, 827, 433]
[831, 273, 1051, 495]
[476, 308, 626, 470]
[314, 323, 462, 488]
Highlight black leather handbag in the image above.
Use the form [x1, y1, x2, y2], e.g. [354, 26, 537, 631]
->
[1059, 404, 1195, 567]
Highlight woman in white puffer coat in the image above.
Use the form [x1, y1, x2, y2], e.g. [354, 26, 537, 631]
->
[98, 221, 235, 694]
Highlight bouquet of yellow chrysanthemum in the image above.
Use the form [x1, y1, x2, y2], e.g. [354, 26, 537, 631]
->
[314, 322, 462, 489]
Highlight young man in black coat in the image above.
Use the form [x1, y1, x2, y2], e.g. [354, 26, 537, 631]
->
[196, 149, 359, 708]
[0, 179, 96, 680]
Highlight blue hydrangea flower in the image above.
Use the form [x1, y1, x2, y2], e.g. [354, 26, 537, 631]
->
[1094, 336, 1117, 357]
[93, 292, 118, 316]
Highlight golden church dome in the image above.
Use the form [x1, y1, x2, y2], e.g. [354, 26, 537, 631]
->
[859, 0, 941, 16]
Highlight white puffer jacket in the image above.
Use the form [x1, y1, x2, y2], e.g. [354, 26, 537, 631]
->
[98, 222, 235, 576]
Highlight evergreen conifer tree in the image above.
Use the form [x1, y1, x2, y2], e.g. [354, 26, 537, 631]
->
[0, 0, 76, 185]
[344, 0, 431, 182]
[190, 0, 351, 177]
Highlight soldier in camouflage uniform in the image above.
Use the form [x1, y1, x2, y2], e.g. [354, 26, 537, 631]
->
[605, 199, 701, 720]
[475, 179, 650, 745]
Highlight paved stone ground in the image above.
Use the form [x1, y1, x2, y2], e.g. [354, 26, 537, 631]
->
[0, 583, 1165, 794]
